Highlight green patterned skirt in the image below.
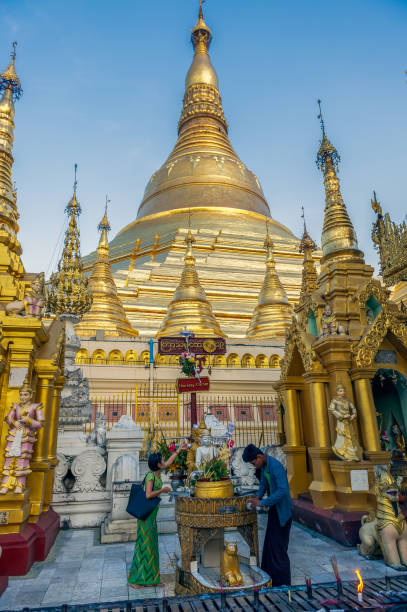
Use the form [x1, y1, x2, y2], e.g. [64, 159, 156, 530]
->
[128, 505, 160, 586]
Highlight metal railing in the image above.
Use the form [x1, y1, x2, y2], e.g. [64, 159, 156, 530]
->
[87, 384, 281, 449]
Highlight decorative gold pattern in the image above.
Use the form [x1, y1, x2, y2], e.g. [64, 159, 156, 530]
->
[296, 221, 318, 309]
[280, 318, 319, 380]
[371, 191, 407, 286]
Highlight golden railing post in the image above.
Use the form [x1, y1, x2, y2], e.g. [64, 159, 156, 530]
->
[135, 384, 138, 422]
[259, 398, 265, 448]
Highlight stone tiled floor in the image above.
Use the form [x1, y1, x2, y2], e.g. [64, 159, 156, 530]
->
[1, 517, 406, 611]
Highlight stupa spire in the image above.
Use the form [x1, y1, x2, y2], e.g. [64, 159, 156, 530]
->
[136, 7, 269, 220]
[46, 166, 92, 317]
[0, 42, 24, 303]
[157, 226, 226, 337]
[316, 100, 362, 263]
[296, 207, 318, 308]
[246, 223, 293, 337]
[75, 200, 137, 337]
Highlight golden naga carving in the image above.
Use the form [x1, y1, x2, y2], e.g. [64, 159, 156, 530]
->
[5, 273, 45, 319]
[0, 382, 45, 495]
[358, 466, 407, 571]
[371, 191, 407, 286]
[220, 541, 243, 587]
[328, 383, 362, 462]
[352, 303, 407, 368]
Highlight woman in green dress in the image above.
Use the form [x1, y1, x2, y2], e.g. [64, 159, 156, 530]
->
[128, 442, 188, 589]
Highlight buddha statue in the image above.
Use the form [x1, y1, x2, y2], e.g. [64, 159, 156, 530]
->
[195, 430, 218, 467]
[204, 405, 227, 439]
[328, 383, 363, 462]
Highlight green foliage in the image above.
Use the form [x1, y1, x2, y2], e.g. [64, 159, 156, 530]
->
[201, 456, 229, 482]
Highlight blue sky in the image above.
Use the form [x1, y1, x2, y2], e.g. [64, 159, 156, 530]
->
[0, 0, 406, 275]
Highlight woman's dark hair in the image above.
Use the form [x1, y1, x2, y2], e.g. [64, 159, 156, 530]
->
[242, 444, 263, 463]
[148, 452, 162, 471]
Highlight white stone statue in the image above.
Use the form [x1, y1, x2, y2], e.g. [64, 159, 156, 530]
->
[53, 453, 69, 494]
[231, 448, 257, 487]
[204, 406, 228, 439]
[195, 430, 218, 467]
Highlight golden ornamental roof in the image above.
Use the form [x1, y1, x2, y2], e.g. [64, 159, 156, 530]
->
[246, 230, 293, 338]
[156, 229, 226, 338]
[46, 169, 92, 317]
[371, 191, 407, 286]
[136, 7, 270, 220]
[75, 205, 137, 337]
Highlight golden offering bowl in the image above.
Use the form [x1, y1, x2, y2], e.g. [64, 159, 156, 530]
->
[194, 478, 234, 499]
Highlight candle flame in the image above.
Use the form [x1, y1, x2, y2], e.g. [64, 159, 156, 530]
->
[355, 569, 363, 593]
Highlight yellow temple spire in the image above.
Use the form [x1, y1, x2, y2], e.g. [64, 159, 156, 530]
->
[296, 207, 318, 308]
[316, 100, 363, 263]
[246, 224, 293, 337]
[156, 228, 226, 337]
[46, 165, 92, 317]
[0, 42, 24, 304]
[136, 6, 269, 220]
[75, 198, 137, 337]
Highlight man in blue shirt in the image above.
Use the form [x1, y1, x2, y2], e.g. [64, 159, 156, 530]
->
[243, 444, 293, 586]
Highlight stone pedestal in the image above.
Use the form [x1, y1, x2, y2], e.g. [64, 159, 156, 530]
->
[101, 482, 138, 543]
[329, 460, 375, 511]
[56, 425, 88, 457]
[106, 416, 144, 491]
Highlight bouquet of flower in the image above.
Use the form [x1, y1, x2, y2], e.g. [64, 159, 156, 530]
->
[155, 436, 188, 474]
[179, 351, 197, 377]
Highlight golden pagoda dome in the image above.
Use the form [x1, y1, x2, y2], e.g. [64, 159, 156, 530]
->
[137, 6, 269, 220]
[156, 230, 226, 338]
[75, 203, 137, 337]
[246, 229, 293, 338]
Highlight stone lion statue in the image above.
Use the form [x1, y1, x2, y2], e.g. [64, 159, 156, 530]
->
[358, 466, 407, 570]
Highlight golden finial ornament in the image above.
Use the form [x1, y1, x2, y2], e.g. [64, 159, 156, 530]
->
[75, 199, 137, 337]
[46, 165, 92, 317]
[316, 100, 362, 263]
[0, 42, 22, 100]
[297, 207, 318, 309]
[156, 221, 226, 337]
[246, 222, 293, 337]
[371, 191, 407, 286]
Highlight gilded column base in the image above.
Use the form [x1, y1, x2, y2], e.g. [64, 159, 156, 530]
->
[364, 450, 391, 465]
[283, 445, 308, 498]
[308, 447, 337, 509]
[27, 461, 50, 518]
[329, 460, 375, 512]
[0, 489, 31, 535]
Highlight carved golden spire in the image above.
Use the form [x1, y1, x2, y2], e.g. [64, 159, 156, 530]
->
[46, 166, 92, 317]
[246, 224, 293, 337]
[316, 100, 363, 263]
[371, 191, 407, 286]
[296, 207, 318, 309]
[0, 42, 24, 303]
[75, 199, 137, 337]
[157, 227, 226, 337]
[136, 7, 269, 220]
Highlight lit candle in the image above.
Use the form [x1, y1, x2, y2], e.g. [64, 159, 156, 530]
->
[355, 570, 363, 603]
[288, 589, 292, 603]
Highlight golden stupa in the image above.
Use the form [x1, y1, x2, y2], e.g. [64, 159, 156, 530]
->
[157, 229, 226, 338]
[82, 7, 315, 337]
[75, 205, 137, 337]
[246, 228, 293, 338]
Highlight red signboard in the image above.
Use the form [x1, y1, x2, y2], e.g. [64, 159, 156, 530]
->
[158, 337, 226, 356]
[177, 377, 210, 393]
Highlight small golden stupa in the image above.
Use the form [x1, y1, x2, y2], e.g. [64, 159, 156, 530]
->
[246, 227, 293, 338]
[156, 229, 226, 337]
[75, 204, 137, 337]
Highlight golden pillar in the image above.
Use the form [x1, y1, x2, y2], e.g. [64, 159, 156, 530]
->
[277, 381, 308, 498]
[351, 369, 389, 464]
[27, 363, 58, 519]
[304, 374, 336, 509]
[42, 375, 64, 512]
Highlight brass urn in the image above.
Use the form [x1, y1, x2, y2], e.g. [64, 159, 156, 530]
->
[194, 478, 234, 499]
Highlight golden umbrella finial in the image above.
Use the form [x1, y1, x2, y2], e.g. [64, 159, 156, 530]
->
[0, 41, 22, 100]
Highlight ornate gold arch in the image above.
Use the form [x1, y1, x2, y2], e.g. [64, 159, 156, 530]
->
[353, 304, 407, 368]
[280, 318, 320, 381]
[353, 279, 390, 308]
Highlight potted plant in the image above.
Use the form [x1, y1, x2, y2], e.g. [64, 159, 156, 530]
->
[194, 456, 234, 498]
